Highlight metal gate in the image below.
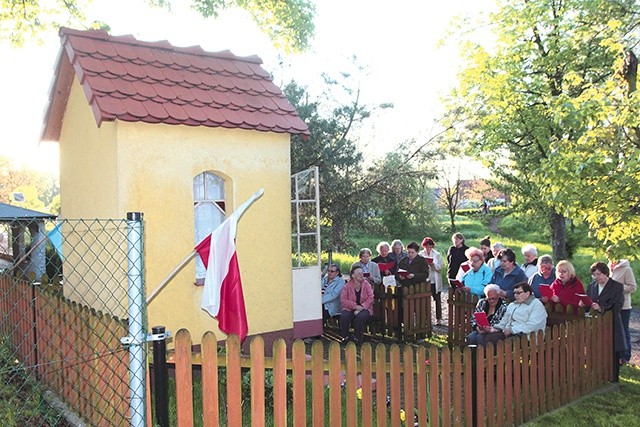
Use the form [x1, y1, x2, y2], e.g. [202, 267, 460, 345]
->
[0, 215, 146, 426]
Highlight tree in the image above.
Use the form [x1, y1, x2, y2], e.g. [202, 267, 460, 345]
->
[1, 0, 315, 52]
[285, 77, 369, 251]
[446, 0, 640, 260]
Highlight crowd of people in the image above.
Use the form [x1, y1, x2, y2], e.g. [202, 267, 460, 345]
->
[320, 234, 637, 368]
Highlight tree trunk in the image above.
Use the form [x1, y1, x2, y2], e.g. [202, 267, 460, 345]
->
[549, 207, 567, 260]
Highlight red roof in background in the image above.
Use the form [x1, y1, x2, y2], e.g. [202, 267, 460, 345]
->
[42, 27, 309, 141]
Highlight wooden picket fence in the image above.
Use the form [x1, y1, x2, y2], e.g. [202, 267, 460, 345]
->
[160, 311, 613, 426]
[0, 275, 131, 426]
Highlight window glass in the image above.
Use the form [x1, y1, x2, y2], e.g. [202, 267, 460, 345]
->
[194, 172, 226, 281]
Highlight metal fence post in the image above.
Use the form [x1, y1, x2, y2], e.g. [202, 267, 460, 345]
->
[152, 325, 169, 427]
[126, 212, 145, 427]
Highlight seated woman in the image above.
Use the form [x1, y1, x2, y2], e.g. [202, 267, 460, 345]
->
[490, 248, 528, 300]
[340, 265, 374, 345]
[353, 248, 382, 286]
[487, 242, 505, 272]
[419, 237, 445, 325]
[321, 264, 346, 321]
[549, 260, 584, 312]
[466, 284, 508, 346]
[583, 262, 627, 380]
[476, 282, 548, 346]
[528, 254, 555, 298]
[459, 247, 493, 297]
[396, 241, 429, 286]
[521, 244, 539, 279]
[372, 241, 395, 277]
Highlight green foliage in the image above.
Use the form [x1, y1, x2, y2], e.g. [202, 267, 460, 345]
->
[0, 336, 65, 424]
[527, 364, 640, 427]
[2, 0, 314, 52]
[446, 0, 640, 259]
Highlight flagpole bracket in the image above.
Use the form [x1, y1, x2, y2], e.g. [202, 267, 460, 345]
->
[121, 330, 172, 346]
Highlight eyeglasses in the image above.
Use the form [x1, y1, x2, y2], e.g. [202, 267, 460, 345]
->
[329, 270, 338, 273]
[513, 290, 527, 295]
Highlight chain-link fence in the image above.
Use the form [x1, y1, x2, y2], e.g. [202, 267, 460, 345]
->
[0, 217, 146, 426]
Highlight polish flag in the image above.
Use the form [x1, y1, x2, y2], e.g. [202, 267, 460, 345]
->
[195, 189, 263, 341]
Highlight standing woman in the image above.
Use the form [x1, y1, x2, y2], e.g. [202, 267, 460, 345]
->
[480, 236, 493, 263]
[419, 237, 445, 324]
[389, 239, 407, 274]
[340, 265, 374, 345]
[607, 247, 637, 364]
[549, 260, 585, 311]
[447, 232, 469, 279]
[487, 242, 505, 272]
[584, 262, 627, 381]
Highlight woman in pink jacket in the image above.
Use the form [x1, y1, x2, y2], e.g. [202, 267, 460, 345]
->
[340, 265, 374, 345]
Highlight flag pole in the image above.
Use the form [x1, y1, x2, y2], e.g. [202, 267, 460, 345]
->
[146, 188, 264, 305]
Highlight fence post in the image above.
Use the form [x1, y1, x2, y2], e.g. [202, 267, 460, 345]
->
[152, 325, 169, 427]
[126, 212, 146, 427]
[396, 285, 404, 342]
[469, 344, 478, 427]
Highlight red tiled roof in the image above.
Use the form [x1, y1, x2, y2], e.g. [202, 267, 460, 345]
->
[41, 27, 309, 141]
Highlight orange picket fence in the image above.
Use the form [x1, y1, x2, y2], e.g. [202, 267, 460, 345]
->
[159, 312, 613, 426]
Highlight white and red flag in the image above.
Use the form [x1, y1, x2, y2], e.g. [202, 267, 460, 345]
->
[195, 189, 263, 341]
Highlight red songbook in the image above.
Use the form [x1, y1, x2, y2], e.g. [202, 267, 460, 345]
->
[397, 269, 410, 279]
[377, 261, 395, 272]
[474, 312, 491, 328]
[449, 278, 464, 289]
[363, 272, 371, 278]
[460, 263, 471, 273]
[539, 284, 553, 299]
[576, 294, 593, 306]
[425, 257, 434, 265]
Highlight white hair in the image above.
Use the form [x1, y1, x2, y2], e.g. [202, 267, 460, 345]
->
[484, 284, 501, 296]
[521, 244, 538, 257]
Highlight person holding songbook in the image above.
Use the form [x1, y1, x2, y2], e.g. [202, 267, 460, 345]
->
[352, 248, 381, 286]
[549, 260, 584, 312]
[583, 262, 627, 379]
[419, 237, 445, 325]
[372, 241, 396, 276]
[490, 248, 528, 300]
[396, 242, 430, 286]
[447, 232, 469, 279]
[459, 247, 493, 297]
[466, 284, 508, 346]
[528, 254, 556, 299]
[479, 282, 548, 346]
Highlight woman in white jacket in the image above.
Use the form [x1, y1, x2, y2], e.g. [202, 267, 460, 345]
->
[607, 247, 638, 363]
[419, 237, 445, 325]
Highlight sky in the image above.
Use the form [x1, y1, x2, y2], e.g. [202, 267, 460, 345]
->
[0, 0, 495, 175]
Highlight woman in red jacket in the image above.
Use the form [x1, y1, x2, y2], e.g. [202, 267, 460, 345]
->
[340, 265, 374, 345]
[549, 260, 585, 312]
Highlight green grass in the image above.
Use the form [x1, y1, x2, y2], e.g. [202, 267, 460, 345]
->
[525, 364, 640, 426]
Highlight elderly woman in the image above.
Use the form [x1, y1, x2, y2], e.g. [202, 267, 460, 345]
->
[480, 236, 493, 263]
[372, 241, 395, 277]
[340, 265, 374, 345]
[389, 239, 407, 270]
[528, 254, 556, 298]
[606, 247, 637, 364]
[419, 237, 445, 324]
[549, 260, 584, 311]
[460, 247, 493, 297]
[480, 282, 548, 346]
[584, 262, 627, 380]
[466, 284, 508, 346]
[396, 241, 430, 286]
[447, 232, 469, 279]
[487, 242, 505, 272]
[353, 248, 381, 286]
[521, 244, 539, 279]
[321, 264, 346, 320]
[490, 248, 528, 300]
